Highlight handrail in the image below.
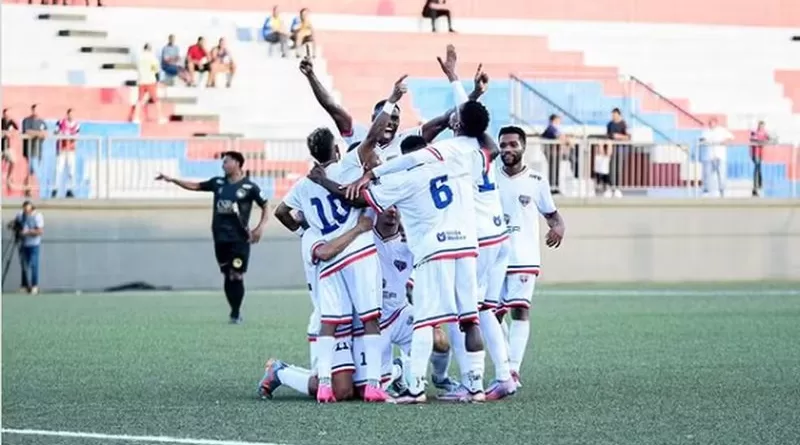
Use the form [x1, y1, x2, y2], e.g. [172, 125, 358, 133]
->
[628, 75, 704, 126]
[629, 113, 688, 152]
[509, 73, 584, 126]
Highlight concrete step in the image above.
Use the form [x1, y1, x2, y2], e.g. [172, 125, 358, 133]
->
[160, 96, 198, 105]
[193, 132, 245, 138]
[101, 62, 136, 70]
[37, 13, 87, 22]
[170, 114, 220, 122]
[58, 29, 108, 38]
[81, 46, 130, 54]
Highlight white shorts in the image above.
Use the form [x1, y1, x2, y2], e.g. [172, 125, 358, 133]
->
[318, 252, 382, 325]
[477, 240, 510, 309]
[412, 257, 479, 330]
[352, 303, 415, 386]
[497, 273, 537, 316]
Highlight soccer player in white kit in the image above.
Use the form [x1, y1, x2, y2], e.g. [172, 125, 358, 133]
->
[258, 213, 374, 400]
[494, 126, 565, 384]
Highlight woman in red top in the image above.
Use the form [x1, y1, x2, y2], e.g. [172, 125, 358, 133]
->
[749, 121, 772, 197]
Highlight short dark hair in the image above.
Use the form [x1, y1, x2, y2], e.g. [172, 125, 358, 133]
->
[307, 127, 336, 162]
[549, 114, 559, 123]
[498, 126, 527, 146]
[611, 107, 622, 114]
[459, 100, 490, 138]
[400, 135, 427, 154]
[347, 141, 360, 152]
[222, 150, 245, 167]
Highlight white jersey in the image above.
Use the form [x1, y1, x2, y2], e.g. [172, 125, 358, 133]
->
[342, 125, 422, 162]
[374, 230, 413, 317]
[495, 166, 557, 274]
[363, 161, 477, 266]
[471, 148, 509, 247]
[283, 149, 375, 275]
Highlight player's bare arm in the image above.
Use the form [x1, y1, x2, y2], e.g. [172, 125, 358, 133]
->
[354, 74, 409, 168]
[543, 210, 565, 248]
[478, 132, 501, 161]
[299, 57, 354, 136]
[249, 198, 269, 244]
[274, 202, 303, 232]
[307, 163, 369, 208]
[154, 173, 206, 191]
[312, 213, 372, 261]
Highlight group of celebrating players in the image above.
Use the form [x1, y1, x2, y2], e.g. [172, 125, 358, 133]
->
[158, 44, 565, 403]
[264, 45, 565, 403]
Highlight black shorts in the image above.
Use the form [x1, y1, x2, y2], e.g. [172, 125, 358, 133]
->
[189, 62, 211, 73]
[214, 241, 250, 274]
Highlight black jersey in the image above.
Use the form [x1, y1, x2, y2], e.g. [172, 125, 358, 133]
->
[199, 176, 268, 242]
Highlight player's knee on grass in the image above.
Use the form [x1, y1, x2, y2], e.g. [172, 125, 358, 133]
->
[308, 375, 319, 397]
[332, 372, 354, 400]
[433, 325, 450, 353]
[511, 307, 529, 321]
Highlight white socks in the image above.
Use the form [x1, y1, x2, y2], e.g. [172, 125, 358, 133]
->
[315, 336, 334, 384]
[479, 310, 512, 382]
[430, 350, 451, 380]
[277, 365, 312, 396]
[508, 319, 531, 373]
[408, 325, 434, 394]
[446, 323, 485, 393]
[362, 333, 383, 385]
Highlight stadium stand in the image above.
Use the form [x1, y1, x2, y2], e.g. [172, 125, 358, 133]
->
[2, 1, 798, 199]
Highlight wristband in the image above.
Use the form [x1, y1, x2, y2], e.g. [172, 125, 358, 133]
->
[381, 101, 396, 115]
[451, 80, 469, 105]
[293, 227, 305, 237]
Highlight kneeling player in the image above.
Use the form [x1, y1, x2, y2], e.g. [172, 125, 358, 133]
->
[156, 151, 269, 323]
[260, 213, 373, 401]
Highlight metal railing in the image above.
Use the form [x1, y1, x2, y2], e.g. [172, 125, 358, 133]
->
[2, 135, 797, 200]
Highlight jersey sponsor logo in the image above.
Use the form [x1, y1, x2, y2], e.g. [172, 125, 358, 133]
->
[530, 173, 542, 181]
[236, 188, 247, 199]
[519, 275, 529, 283]
[259, 189, 268, 201]
[393, 260, 408, 271]
[436, 230, 467, 242]
[216, 200, 237, 214]
[519, 195, 531, 206]
[493, 215, 503, 227]
[504, 214, 511, 225]
[382, 278, 387, 289]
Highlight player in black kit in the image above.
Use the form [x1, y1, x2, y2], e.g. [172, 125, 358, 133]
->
[156, 151, 269, 323]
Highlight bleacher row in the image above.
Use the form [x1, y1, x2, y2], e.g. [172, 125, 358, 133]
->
[1, 2, 799, 199]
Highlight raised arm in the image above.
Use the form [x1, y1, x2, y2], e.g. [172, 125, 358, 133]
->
[155, 173, 213, 192]
[354, 74, 408, 168]
[298, 57, 354, 137]
[307, 164, 368, 208]
[312, 213, 373, 262]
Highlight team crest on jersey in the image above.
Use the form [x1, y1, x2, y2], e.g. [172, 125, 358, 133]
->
[406, 316, 413, 326]
[436, 232, 446, 242]
[519, 195, 531, 206]
[394, 260, 408, 271]
[235, 188, 247, 199]
[493, 216, 503, 227]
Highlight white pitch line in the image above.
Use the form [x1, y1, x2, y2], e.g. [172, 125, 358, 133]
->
[0, 429, 286, 445]
[543, 289, 800, 297]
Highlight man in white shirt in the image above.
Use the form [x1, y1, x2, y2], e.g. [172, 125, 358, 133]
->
[699, 118, 734, 197]
[129, 44, 165, 124]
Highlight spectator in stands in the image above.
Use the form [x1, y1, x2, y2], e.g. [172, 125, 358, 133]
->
[52, 108, 79, 198]
[541, 114, 570, 195]
[262, 5, 289, 57]
[186, 37, 217, 87]
[9, 200, 44, 294]
[161, 34, 192, 86]
[21, 104, 47, 198]
[290, 8, 315, 58]
[130, 44, 166, 124]
[699, 117, 734, 198]
[210, 38, 236, 88]
[2, 108, 18, 191]
[422, 0, 455, 33]
[604, 107, 630, 197]
[749, 121, 773, 197]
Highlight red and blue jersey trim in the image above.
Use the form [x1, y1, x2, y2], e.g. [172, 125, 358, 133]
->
[415, 246, 478, 267]
[425, 145, 444, 162]
[318, 244, 378, 279]
[362, 188, 385, 213]
[478, 232, 510, 248]
[507, 264, 541, 275]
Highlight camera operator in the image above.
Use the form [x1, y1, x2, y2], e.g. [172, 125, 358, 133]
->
[7, 200, 44, 294]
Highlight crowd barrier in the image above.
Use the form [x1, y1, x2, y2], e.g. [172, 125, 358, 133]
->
[2, 135, 798, 199]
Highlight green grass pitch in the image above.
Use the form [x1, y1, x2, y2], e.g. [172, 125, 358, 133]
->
[2, 284, 800, 445]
